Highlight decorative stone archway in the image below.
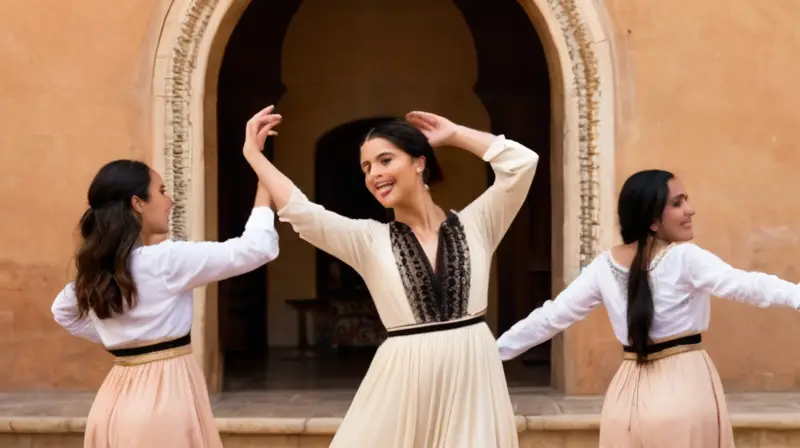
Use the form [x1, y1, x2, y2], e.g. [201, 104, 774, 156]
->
[150, 0, 618, 392]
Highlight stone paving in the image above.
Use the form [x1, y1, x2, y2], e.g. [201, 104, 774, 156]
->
[2, 388, 800, 419]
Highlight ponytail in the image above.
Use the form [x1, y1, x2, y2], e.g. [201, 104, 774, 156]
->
[626, 237, 655, 364]
[618, 169, 675, 364]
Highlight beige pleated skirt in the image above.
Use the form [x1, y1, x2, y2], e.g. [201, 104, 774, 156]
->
[330, 319, 518, 448]
[599, 345, 734, 448]
[84, 346, 222, 448]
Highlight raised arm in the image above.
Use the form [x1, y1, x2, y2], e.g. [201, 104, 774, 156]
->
[460, 135, 538, 250]
[405, 111, 538, 250]
[160, 182, 279, 293]
[679, 243, 800, 309]
[51, 283, 102, 343]
[496, 256, 603, 361]
[242, 106, 374, 272]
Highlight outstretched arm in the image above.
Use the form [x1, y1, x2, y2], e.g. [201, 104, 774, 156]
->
[406, 111, 539, 250]
[241, 106, 375, 272]
[680, 243, 800, 309]
[159, 186, 279, 292]
[496, 256, 604, 361]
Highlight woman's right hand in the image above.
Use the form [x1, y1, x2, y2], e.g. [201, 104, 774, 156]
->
[406, 111, 459, 148]
[243, 105, 282, 155]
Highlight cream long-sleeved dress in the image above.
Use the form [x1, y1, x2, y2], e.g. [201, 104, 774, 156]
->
[277, 135, 538, 448]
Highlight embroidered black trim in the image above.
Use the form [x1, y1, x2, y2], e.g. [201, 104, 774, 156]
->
[389, 212, 471, 323]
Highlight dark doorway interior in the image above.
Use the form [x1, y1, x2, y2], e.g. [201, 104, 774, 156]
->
[454, 0, 552, 383]
[215, 0, 303, 390]
[311, 118, 394, 357]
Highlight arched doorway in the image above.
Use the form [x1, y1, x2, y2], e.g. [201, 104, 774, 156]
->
[151, 0, 617, 394]
[212, 0, 300, 389]
[213, 0, 553, 390]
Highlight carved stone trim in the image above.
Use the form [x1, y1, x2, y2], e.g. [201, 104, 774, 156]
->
[546, 0, 602, 267]
[164, 0, 219, 240]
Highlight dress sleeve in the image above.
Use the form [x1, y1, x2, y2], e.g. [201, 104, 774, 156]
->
[458, 135, 539, 251]
[277, 186, 374, 273]
[679, 243, 800, 309]
[496, 256, 604, 361]
[160, 206, 280, 293]
[51, 283, 102, 343]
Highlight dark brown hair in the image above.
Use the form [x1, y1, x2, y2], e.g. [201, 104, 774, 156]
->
[74, 160, 151, 319]
[363, 120, 444, 185]
[618, 169, 674, 363]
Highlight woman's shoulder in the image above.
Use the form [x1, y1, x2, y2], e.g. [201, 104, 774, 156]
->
[131, 239, 174, 257]
[127, 240, 179, 274]
[661, 241, 706, 262]
[604, 242, 700, 272]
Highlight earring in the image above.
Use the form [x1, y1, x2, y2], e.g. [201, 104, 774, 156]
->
[416, 167, 422, 174]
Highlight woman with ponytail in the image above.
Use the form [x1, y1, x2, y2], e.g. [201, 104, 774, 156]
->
[496, 169, 800, 447]
[50, 108, 283, 447]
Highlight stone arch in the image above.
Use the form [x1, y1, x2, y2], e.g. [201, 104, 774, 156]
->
[150, 0, 618, 390]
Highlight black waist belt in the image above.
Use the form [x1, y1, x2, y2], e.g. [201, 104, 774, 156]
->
[387, 315, 485, 338]
[107, 333, 192, 357]
[623, 333, 701, 355]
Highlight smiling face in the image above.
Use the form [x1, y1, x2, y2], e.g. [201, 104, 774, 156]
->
[360, 137, 426, 208]
[652, 177, 695, 243]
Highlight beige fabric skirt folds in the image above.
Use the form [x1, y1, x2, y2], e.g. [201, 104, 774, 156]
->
[600, 339, 734, 448]
[84, 343, 222, 448]
[330, 318, 518, 448]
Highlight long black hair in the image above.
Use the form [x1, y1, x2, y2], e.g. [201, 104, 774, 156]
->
[74, 160, 151, 319]
[363, 119, 444, 185]
[617, 169, 674, 363]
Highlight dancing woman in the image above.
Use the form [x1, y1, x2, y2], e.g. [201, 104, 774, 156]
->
[51, 110, 283, 448]
[243, 106, 539, 447]
[497, 169, 800, 447]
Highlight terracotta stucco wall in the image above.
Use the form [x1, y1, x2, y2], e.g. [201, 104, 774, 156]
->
[564, 0, 800, 394]
[2, 0, 800, 393]
[0, 0, 161, 390]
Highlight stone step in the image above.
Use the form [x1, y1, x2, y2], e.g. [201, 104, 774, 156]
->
[2, 414, 800, 447]
[2, 390, 800, 447]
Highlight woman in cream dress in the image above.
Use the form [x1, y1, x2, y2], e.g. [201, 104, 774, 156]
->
[243, 107, 539, 447]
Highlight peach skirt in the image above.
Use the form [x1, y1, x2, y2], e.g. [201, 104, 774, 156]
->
[84, 352, 222, 448]
[599, 349, 734, 448]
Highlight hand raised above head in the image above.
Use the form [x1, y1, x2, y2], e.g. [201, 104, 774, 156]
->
[405, 111, 459, 148]
[244, 105, 282, 154]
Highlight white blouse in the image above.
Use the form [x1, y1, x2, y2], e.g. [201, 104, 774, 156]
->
[51, 207, 279, 349]
[496, 242, 800, 360]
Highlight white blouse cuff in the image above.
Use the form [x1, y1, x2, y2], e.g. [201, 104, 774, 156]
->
[245, 206, 276, 230]
[482, 135, 507, 162]
[276, 186, 308, 223]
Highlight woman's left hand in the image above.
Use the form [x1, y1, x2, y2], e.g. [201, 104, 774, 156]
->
[406, 111, 459, 148]
[243, 105, 282, 155]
